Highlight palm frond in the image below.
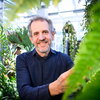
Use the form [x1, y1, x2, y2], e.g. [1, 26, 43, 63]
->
[7, 27, 33, 51]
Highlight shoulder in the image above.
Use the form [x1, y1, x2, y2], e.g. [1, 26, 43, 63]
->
[16, 50, 33, 60]
[55, 51, 71, 60]
[55, 51, 74, 67]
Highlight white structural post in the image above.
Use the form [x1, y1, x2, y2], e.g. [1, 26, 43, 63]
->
[0, 0, 4, 62]
[37, 3, 48, 18]
[0, 0, 3, 22]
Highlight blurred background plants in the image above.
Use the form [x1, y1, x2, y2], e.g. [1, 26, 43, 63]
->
[0, 24, 34, 99]
[0, 25, 19, 99]
[0, 61, 19, 100]
[7, 27, 34, 51]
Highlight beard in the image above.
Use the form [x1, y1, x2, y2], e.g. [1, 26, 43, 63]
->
[37, 46, 50, 53]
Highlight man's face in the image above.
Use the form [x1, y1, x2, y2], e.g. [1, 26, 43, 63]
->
[30, 20, 54, 55]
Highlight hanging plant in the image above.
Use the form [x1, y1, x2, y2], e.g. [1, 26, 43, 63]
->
[62, 21, 77, 61]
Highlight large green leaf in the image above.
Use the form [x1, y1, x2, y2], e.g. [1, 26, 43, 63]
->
[63, 1, 100, 100]
[5, 0, 61, 21]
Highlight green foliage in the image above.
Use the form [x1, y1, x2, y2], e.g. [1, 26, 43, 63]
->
[0, 27, 19, 99]
[0, 24, 3, 34]
[0, 61, 19, 100]
[52, 0, 61, 6]
[63, 0, 100, 100]
[0, 32, 15, 67]
[7, 27, 33, 51]
[76, 71, 100, 100]
[5, 0, 61, 21]
[1, 9, 20, 100]
[83, 0, 98, 31]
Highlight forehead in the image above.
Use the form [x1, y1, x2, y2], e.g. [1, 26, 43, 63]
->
[30, 20, 49, 31]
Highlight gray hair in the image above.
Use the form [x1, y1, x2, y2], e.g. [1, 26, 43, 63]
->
[28, 16, 55, 37]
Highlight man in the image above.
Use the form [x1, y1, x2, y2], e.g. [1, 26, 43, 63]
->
[16, 16, 73, 100]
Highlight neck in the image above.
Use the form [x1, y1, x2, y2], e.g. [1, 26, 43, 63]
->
[36, 50, 50, 57]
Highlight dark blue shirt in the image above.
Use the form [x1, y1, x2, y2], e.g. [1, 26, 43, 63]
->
[16, 49, 73, 100]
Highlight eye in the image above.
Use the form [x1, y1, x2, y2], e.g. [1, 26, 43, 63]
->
[33, 32, 39, 36]
[42, 30, 49, 34]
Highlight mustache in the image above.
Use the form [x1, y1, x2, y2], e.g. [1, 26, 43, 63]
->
[37, 39, 48, 44]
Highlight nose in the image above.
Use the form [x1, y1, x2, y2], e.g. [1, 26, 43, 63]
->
[38, 33, 45, 40]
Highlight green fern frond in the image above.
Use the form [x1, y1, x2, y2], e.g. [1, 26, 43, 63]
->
[76, 71, 100, 100]
[63, 1, 100, 100]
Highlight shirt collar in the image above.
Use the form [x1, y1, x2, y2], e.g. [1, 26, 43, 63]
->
[32, 48, 37, 56]
[32, 48, 56, 56]
[50, 49, 56, 54]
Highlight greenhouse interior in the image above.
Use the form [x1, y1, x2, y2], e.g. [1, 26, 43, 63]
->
[0, 0, 100, 100]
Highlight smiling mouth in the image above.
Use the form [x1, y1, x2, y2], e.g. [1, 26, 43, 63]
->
[39, 42, 48, 46]
[37, 40, 48, 44]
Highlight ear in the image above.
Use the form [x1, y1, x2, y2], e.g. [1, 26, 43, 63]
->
[29, 37, 33, 43]
[51, 32, 55, 40]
